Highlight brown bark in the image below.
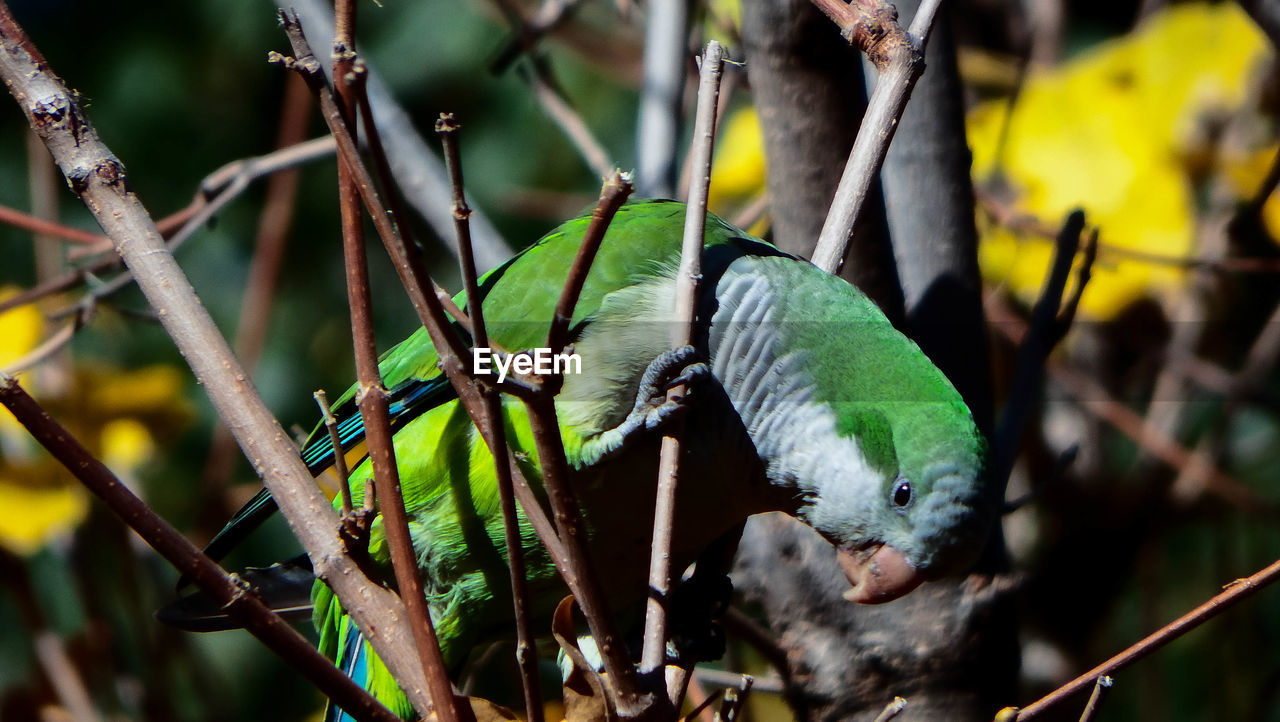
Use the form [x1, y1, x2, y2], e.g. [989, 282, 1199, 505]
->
[740, 0, 904, 323]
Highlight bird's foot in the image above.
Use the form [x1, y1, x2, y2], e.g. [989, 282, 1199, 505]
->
[578, 345, 710, 465]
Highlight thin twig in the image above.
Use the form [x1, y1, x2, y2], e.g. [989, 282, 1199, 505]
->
[2, 143, 310, 316]
[1016, 557, 1280, 719]
[546, 173, 634, 355]
[315, 390, 354, 515]
[0, 203, 102, 244]
[640, 40, 724, 691]
[1077, 676, 1112, 722]
[278, 0, 514, 270]
[33, 631, 102, 722]
[681, 684, 724, 722]
[527, 390, 655, 714]
[485, 0, 612, 180]
[692, 668, 784, 695]
[521, 63, 613, 180]
[872, 696, 908, 722]
[809, 0, 947, 273]
[730, 193, 769, 232]
[676, 64, 737, 201]
[330, 2, 461, 717]
[0, 376, 399, 722]
[990, 210, 1088, 492]
[344, 63, 480, 343]
[530, 173, 653, 714]
[437, 112, 544, 722]
[976, 188, 1280, 274]
[1, 313, 79, 376]
[490, 0, 586, 72]
[718, 675, 754, 721]
[27, 136, 334, 316]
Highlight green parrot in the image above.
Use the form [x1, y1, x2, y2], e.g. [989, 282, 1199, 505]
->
[191, 199, 990, 720]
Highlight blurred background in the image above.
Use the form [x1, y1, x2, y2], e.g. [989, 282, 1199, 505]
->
[0, 0, 1277, 720]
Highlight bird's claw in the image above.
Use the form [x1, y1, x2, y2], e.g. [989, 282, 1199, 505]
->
[578, 345, 710, 465]
[631, 345, 709, 429]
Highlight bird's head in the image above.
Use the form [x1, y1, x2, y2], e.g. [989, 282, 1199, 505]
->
[790, 397, 990, 605]
[708, 255, 993, 605]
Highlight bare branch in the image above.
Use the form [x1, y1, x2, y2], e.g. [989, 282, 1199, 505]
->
[521, 63, 613, 180]
[1, 313, 80, 376]
[0, 202, 102, 244]
[990, 211, 1089, 492]
[0, 376, 399, 722]
[546, 174, 634, 356]
[277, 0, 514, 271]
[1077, 676, 1112, 722]
[1016, 558, 1280, 719]
[329, 2, 462, 716]
[490, 0, 586, 72]
[809, 0, 947, 273]
[985, 297, 1270, 511]
[0, 6, 433, 718]
[640, 40, 724, 689]
[437, 112, 544, 722]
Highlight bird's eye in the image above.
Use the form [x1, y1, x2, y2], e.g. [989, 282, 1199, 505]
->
[891, 479, 913, 509]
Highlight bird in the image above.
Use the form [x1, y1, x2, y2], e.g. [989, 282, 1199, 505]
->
[182, 198, 991, 720]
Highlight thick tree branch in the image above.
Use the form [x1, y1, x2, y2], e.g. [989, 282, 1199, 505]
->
[0, 377, 399, 722]
[0, 6, 437, 718]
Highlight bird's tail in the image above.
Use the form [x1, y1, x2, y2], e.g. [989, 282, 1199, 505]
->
[320, 594, 417, 721]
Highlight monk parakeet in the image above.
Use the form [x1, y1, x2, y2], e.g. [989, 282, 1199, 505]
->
[185, 199, 990, 720]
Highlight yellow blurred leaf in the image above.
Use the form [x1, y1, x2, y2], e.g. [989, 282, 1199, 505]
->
[969, 2, 1271, 318]
[708, 105, 769, 235]
[89, 364, 188, 417]
[100, 418, 156, 471]
[0, 476, 88, 556]
[0, 287, 43, 368]
[710, 106, 765, 201]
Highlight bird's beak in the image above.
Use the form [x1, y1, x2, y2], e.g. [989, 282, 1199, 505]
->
[837, 544, 924, 604]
